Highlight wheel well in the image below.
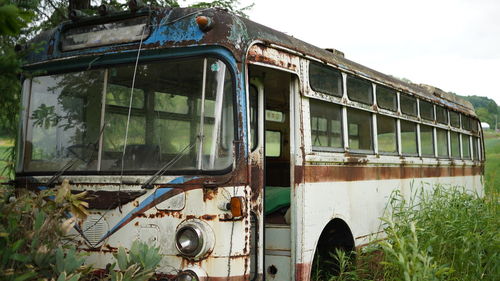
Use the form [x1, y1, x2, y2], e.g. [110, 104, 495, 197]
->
[310, 218, 355, 279]
[316, 218, 354, 253]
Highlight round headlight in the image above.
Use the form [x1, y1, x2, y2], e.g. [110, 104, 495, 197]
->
[176, 225, 203, 256]
[176, 270, 199, 281]
[175, 220, 215, 260]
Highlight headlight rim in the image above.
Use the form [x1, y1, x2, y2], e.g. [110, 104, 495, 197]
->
[176, 269, 199, 281]
[175, 224, 204, 257]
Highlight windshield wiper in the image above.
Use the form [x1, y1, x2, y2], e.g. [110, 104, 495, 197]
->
[141, 141, 196, 189]
[45, 124, 106, 187]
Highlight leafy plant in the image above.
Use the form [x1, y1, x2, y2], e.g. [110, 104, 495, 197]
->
[109, 240, 162, 281]
[0, 181, 90, 280]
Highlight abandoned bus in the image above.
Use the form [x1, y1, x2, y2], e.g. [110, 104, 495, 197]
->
[16, 4, 484, 281]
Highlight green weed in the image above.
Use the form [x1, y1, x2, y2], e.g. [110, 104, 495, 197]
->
[315, 185, 499, 281]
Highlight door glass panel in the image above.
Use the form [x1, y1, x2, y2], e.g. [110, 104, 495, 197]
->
[265, 131, 281, 157]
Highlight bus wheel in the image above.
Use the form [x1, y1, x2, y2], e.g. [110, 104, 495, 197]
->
[310, 219, 355, 280]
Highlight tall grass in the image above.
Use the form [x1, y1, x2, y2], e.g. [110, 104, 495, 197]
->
[484, 130, 500, 194]
[380, 186, 498, 280]
[323, 186, 499, 281]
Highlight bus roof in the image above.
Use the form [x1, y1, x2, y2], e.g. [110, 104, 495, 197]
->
[25, 6, 475, 116]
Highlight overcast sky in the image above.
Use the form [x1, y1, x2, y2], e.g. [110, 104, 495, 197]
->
[185, 0, 500, 105]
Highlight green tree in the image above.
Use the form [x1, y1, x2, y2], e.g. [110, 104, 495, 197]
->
[458, 95, 499, 128]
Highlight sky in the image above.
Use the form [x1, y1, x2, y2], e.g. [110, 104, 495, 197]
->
[184, 0, 500, 105]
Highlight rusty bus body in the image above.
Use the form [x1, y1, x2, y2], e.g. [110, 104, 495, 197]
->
[17, 6, 484, 281]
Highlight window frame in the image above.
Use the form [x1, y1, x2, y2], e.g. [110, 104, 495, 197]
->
[20, 54, 239, 176]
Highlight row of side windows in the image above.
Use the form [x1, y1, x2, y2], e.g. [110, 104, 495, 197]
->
[310, 99, 481, 160]
[309, 62, 482, 160]
[309, 61, 479, 133]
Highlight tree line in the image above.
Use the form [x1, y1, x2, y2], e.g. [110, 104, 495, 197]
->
[458, 94, 499, 130]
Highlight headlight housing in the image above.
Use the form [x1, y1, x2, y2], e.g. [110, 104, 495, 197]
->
[176, 225, 202, 256]
[175, 220, 214, 259]
[176, 270, 199, 281]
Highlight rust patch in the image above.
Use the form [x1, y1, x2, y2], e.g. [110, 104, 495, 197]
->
[248, 45, 298, 71]
[249, 164, 263, 204]
[201, 214, 216, 220]
[202, 186, 218, 201]
[294, 165, 305, 184]
[295, 262, 312, 281]
[303, 165, 482, 183]
[345, 155, 369, 165]
[156, 273, 248, 281]
[71, 190, 146, 210]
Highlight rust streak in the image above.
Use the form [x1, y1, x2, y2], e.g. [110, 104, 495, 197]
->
[301, 165, 482, 183]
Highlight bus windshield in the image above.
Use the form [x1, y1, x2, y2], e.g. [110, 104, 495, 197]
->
[22, 57, 235, 173]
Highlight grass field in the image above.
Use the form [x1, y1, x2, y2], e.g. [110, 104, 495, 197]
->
[484, 130, 500, 193]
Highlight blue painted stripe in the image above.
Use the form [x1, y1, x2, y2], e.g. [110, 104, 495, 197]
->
[96, 176, 196, 244]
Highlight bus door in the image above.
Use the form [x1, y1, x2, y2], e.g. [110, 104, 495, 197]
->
[249, 64, 295, 280]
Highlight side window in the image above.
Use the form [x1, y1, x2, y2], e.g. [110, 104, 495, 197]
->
[249, 85, 258, 151]
[420, 125, 434, 157]
[450, 131, 460, 158]
[377, 115, 397, 154]
[309, 62, 343, 97]
[472, 137, 479, 160]
[420, 100, 434, 121]
[400, 120, 418, 155]
[461, 115, 471, 131]
[265, 131, 281, 157]
[471, 119, 479, 133]
[400, 94, 417, 117]
[377, 85, 397, 111]
[436, 106, 448, 124]
[347, 108, 373, 152]
[450, 111, 460, 128]
[310, 99, 343, 150]
[347, 75, 373, 105]
[462, 134, 471, 159]
[436, 128, 449, 157]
